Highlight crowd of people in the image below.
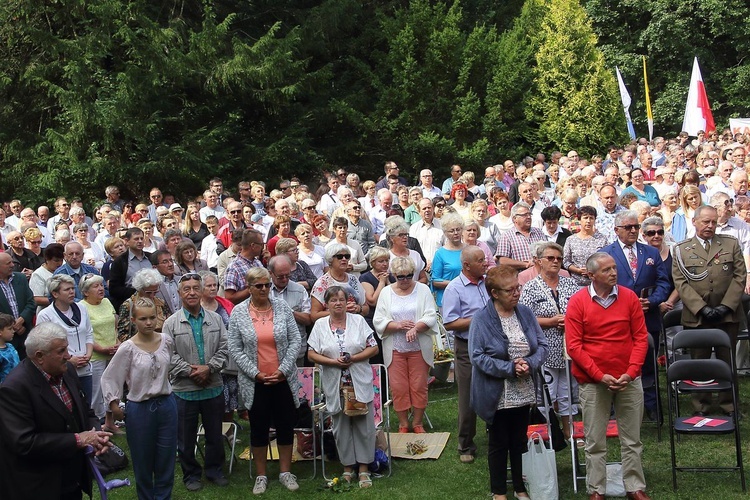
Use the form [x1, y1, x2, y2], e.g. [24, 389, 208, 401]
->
[0, 128, 749, 499]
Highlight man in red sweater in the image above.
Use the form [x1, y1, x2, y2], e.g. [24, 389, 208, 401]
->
[566, 252, 650, 500]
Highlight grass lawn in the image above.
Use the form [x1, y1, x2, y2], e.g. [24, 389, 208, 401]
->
[102, 373, 750, 499]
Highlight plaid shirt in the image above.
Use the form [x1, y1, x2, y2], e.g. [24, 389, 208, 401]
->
[224, 253, 263, 292]
[0, 275, 18, 318]
[495, 227, 545, 263]
[34, 362, 73, 412]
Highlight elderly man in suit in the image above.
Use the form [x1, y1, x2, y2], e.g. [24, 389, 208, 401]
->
[602, 210, 670, 422]
[0, 252, 37, 359]
[0, 322, 111, 499]
[673, 205, 746, 417]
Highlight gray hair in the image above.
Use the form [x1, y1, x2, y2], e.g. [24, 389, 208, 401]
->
[368, 246, 390, 265]
[614, 210, 638, 226]
[533, 241, 563, 258]
[25, 322, 67, 357]
[72, 223, 89, 233]
[198, 270, 218, 285]
[325, 243, 350, 264]
[80, 273, 104, 296]
[245, 267, 271, 286]
[709, 191, 731, 206]
[132, 268, 163, 291]
[586, 251, 614, 273]
[69, 206, 85, 217]
[510, 201, 531, 218]
[440, 212, 465, 233]
[389, 256, 415, 275]
[460, 245, 483, 264]
[47, 274, 75, 295]
[384, 216, 410, 239]
[641, 216, 664, 230]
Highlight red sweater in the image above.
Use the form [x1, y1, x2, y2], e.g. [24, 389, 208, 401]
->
[565, 286, 648, 384]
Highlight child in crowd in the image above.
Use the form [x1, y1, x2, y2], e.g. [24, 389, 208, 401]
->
[0, 313, 20, 383]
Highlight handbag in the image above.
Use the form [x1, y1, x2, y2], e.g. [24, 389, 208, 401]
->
[522, 432, 558, 500]
[341, 383, 368, 416]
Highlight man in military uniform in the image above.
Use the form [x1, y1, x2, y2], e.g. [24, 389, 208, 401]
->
[672, 205, 746, 417]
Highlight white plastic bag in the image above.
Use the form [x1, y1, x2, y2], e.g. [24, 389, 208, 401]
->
[605, 462, 626, 497]
[522, 432, 558, 500]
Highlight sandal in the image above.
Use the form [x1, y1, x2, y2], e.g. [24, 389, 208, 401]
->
[358, 472, 372, 489]
[341, 471, 354, 483]
[398, 426, 410, 433]
[412, 425, 426, 434]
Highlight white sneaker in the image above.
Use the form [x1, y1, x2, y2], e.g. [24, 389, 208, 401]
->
[253, 476, 268, 495]
[279, 472, 299, 491]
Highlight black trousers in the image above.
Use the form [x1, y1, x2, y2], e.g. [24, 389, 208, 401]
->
[249, 382, 296, 447]
[487, 405, 530, 495]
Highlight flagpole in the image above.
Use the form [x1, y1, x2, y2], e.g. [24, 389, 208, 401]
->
[642, 56, 653, 142]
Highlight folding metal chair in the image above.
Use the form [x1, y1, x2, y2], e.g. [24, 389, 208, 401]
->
[196, 421, 239, 474]
[641, 334, 662, 441]
[667, 357, 745, 491]
[320, 364, 393, 480]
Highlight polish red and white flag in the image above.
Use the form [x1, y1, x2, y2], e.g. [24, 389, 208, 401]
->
[681, 57, 715, 136]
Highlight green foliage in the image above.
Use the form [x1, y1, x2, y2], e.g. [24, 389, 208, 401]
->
[527, 0, 628, 156]
[584, 0, 750, 135]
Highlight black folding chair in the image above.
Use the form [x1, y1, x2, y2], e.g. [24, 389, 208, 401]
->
[641, 334, 662, 441]
[666, 329, 745, 492]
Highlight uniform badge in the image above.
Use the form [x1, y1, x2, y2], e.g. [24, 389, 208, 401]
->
[723, 264, 729, 271]
[714, 259, 720, 265]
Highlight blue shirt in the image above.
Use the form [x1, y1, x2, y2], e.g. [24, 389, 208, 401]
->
[431, 247, 463, 307]
[0, 344, 20, 383]
[442, 272, 490, 341]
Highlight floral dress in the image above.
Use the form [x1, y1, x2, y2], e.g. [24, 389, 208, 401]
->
[562, 231, 609, 286]
[519, 275, 581, 369]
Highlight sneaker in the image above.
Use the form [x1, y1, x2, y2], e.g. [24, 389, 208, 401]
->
[279, 472, 299, 491]
[253, 476, 268, 495]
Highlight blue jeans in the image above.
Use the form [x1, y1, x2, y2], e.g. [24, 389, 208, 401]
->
[126, 395, 177, 500]
[176, 394, 225, 483]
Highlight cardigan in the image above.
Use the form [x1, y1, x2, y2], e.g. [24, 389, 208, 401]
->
[227, 297, 300, 411]
[308, 313, 375, 414]
[468, 301, 548, 424]
[372, 282, 438, 368]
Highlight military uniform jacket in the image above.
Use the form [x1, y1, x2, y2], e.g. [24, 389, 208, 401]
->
[672, 234, 746, 327]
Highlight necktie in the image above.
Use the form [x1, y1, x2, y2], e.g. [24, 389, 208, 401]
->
[627, 245, 637, 278]
[370, 198, 375, 208]
[704, 239, 711, 256]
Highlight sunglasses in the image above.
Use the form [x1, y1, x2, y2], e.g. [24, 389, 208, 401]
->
[644, 229, 665, 237]
[434, 204, 446, 208]
[179, 272, 201, 283]
[333, 254, 351, 260]
[541, 256, 563, 262]
[252, 282, 272, 290]
[395, 273, 414, 281]
[617, 224, 641, 231]
[230, 210, 242, 214]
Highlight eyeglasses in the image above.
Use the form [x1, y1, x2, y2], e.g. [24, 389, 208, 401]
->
[396, 233, 408, 238]
[541, 256, 563, 262]
[179, 272, 200, 283]
[643, 229, 665, 237]
[252, 282, 272, 290]
[333, 254, 351, 260]
[395, 273, 414, 281]
[29, 240, 42, 245]
[349, 206, 361, 210]
[230, 210, 242, 214]
[434, 203, 446, 208]
[496, 285, 522, 295]
[273, 273, 291, 280]
[616, 224, 641, 231]
[514, 212, 532, 218]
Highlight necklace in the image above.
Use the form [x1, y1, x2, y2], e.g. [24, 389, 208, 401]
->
[249, 302, 273, 325]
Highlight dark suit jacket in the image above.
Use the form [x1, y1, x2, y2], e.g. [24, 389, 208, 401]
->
[554, 228, 572, 248]
[109, 250, 153, 312]
[603, 240, 670, 333]
[0, 272, 37, 359]
[0, 360, 97, 499]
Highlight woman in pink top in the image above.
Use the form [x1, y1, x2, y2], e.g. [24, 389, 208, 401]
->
[227, 267, 301, 495]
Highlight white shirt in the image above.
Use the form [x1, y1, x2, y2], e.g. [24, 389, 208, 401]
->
[409, 218, 444, 268]
[199, 205, 226, 223]
[200, 234, 219, 269]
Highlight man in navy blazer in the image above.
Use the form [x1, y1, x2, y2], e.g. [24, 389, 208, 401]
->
[603, 210, 670, 421]
[0, 253, 37, 360]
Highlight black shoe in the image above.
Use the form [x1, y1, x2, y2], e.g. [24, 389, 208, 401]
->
[726, 411, 742, 421]
[208, 476, 229, 487]
[185, 480, 202, 492]
[645, 409, 658, 422]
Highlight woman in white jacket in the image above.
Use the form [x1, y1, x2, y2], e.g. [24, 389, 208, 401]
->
[373, 257, 438, 434]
